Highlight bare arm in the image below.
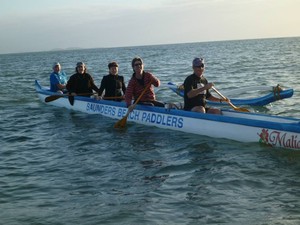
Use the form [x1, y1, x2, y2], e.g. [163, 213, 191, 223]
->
[187, 83, 213, 98]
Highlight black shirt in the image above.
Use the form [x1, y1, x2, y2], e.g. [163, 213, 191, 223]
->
[66, 72, 99, 96]
[183, 73, 212, 110]
[98, 74, 126, 99]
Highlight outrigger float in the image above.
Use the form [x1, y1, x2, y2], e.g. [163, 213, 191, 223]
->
[167, 82, 294, 106]
[35, 80, 300, 151]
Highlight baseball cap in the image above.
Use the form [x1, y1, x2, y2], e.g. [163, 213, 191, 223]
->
[53, 62, 61, 68]
[192, 58, 205, 67]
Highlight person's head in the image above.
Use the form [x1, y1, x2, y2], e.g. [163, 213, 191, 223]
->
[192, 57, 205, 77]
[131, 57, 143, 74]
[108, 61, 118, 75]
[53, 62, 61, 72]
[76, 62, 86, 73]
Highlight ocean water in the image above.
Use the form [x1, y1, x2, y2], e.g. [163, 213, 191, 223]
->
[1, 37, 300, 225]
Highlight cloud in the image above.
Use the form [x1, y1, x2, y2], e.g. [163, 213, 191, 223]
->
[0, 0, 299, 54]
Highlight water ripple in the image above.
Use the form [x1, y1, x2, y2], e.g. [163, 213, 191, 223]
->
[1, 38, 300, 225]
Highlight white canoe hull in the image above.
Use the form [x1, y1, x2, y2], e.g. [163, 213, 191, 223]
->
[35, 80, 300, 150]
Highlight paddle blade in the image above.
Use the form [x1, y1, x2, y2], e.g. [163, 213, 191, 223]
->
[45, 95, 63, 102]
[114, 116, 128, 129]
[68, 96, 74, 106]
[234, 107, 250, 113]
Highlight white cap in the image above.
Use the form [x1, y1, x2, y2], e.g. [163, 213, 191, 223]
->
[53, 62, 61, 68]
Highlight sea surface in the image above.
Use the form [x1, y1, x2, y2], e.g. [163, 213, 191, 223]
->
[1, 37, 300, 225]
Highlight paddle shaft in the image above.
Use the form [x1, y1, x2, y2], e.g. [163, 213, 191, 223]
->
[45, 94, 124, 103]
[125, 83, 151, 116]
[211, 87, 237, 109]
[114, 83, 151, 128]
[102, 96, 124, 100]
[211, 86, 250, 112]
[45, 93, 95, 102]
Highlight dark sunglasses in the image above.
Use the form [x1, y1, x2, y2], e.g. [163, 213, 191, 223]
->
[194, 64, 205, 68]
[134, 63, 142, 67]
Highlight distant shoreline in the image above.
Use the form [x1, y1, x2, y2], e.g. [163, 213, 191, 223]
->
[1, 35, 299, 55]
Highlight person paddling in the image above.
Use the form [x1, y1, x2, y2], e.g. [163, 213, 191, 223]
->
[125, 57, 164, 113]
[66, 62, 100, 97]
[98, 61, 126, 101]
[183, 57, 227, 114]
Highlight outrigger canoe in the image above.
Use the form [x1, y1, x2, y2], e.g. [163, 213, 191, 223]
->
[35, 80, 300, 151]
[167, 82, 294, 106]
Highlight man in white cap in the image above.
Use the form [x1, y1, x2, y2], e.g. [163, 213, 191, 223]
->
[183, 57, 224, 114]
[50, 62, 67, 93]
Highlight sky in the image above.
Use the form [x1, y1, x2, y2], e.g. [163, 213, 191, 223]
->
[0, 0, 299, 54]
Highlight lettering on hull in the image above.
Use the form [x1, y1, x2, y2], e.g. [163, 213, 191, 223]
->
[86, 103, 184, 128]
[86, 102, 116, 116]
[258, 128, 300, 150]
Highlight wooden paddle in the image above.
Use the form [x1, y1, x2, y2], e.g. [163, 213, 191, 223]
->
[68, 95, 75, 106]
[45, 94, 67, 102]
[114, 84, 151, 129]
[45, 94, 124, 103]
[211, 86, 250, 113]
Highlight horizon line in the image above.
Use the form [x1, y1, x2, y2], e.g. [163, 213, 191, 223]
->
[1, 35, 299, 56]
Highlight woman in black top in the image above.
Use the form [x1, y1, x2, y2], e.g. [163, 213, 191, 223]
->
[98, 61, 126, 101]
[66, 62, 99, 97]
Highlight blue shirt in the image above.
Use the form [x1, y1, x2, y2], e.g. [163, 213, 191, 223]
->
[50, 71, 67, 92]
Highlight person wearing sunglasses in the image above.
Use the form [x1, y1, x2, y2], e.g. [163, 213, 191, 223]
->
[125, 57, 164, 113]
[66, 62, 100, 97]
[183, 57, 224, 114]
